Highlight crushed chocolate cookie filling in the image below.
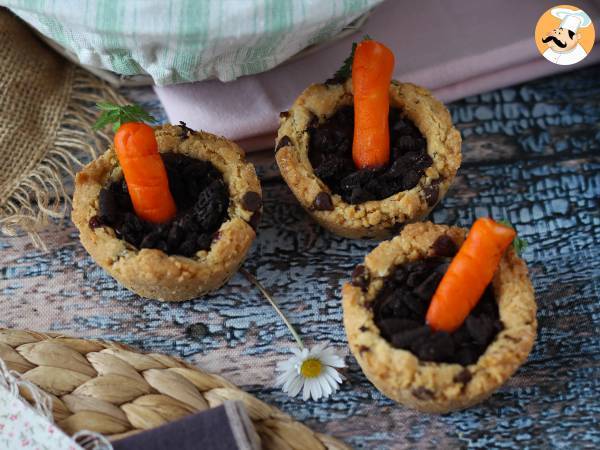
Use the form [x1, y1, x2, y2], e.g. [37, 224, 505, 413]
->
[96, 153, 229, 257]
[372, 252, 503, 366]
[308, 106, 431, 204]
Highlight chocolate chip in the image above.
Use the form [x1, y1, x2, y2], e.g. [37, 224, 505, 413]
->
[453, 369, 472, 384]
[312, 192, 334, 211]
[358, 345, 370, 355]
[279, 111, 290, 119]
[241, 192, 262, 212]
[99, 188, 118, 224]
[388, 223, 405, 235]
[275, 136, 292, 152]
[412, 387, 434, 400]
[351, 265, 370, 291]
[89, 215, 103, 229]
[186, 322, 208, 339]
[359, 325, 369, 332]
[424, 180, 440, 206]
[248, 211, 261, 231]
[431, 235, 458, 257]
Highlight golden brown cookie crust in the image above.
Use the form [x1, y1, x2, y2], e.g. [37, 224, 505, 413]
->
[276, 81, 462, 239]
[342, 222, 537, 413]
[72, 125, 261, 302]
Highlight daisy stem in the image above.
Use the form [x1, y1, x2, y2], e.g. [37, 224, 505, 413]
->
[240, 268, 305, 350]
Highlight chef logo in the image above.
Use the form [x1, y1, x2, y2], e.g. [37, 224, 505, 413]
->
[535, 5, 595, 65]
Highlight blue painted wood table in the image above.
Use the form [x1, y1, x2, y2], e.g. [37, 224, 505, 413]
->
[1, 65, 599, 449]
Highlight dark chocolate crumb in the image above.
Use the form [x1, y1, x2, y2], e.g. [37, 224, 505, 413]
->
[412, 387, 434, 400]
[465, 315, 495, 347]
[178, 121, 196, 140]
[308, 106, 430, 204]
[99, 189, 118, 224]
[413, 331, 455, 362]
[276, 136, 292, 152]
[324, 75, 345, 86]
[241, 192, 262, 212]
[279, 111, 290, 119]
[377, 318, 419, 339]
[99, 153, 228, 256]
[431, 235, 458, 257]
[391, 326, 430, 349]
[373, 257, 502, 365]
[186, 322, 208, 339]
[359, 325, 369, 333]
[312, 192, 334, 211]
[351, 264, 370, 291]
[453, 369, 472, 384]
[89, 215, 103, 229]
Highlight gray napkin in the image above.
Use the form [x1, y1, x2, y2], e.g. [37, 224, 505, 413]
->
[112, 401, 260, 450]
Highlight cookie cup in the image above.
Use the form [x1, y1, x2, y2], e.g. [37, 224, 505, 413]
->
[342, 222, 537, 412]
[276, 80, 461, 239]
[72, 125, 261, 302]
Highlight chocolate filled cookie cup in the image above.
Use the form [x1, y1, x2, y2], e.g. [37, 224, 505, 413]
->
[276, 80, 461, 239]
[72, 124, 261, 302]
[342, 222, 536, 413]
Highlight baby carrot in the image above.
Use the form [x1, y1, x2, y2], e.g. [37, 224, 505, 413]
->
[425, 218, 516, 333]
[113, 122, 177, 223]
[352, 39, 395, 169]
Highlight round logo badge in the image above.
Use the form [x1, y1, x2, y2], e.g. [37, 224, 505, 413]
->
[535, 5, 595, 65]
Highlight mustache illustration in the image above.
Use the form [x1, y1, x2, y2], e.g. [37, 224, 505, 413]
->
[542, 35, 567, 48]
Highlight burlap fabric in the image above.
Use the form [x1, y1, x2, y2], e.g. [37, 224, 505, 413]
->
[0, 9, 123, 248]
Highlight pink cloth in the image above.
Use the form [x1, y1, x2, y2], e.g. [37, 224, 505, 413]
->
[154, 0, 600, 151]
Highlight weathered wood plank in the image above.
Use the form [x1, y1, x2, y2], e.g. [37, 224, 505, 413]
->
[1, 64, 599, 449]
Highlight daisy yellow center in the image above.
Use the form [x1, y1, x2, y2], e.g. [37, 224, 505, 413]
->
[300, 358, 322, 378]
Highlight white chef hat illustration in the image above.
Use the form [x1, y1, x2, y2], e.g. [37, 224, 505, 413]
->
[551, 8, 592, 33]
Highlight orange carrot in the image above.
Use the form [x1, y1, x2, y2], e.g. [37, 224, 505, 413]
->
[426, 218, 516, 332]
[114, 122, 177, 223]
[352, 39, 395, 169]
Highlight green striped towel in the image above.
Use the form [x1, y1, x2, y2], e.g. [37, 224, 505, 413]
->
[3, 0, 382, 85]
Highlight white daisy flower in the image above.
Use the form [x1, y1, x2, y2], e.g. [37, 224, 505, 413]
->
[276, 343, 345, 401]
[240, 269, 346, 401]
